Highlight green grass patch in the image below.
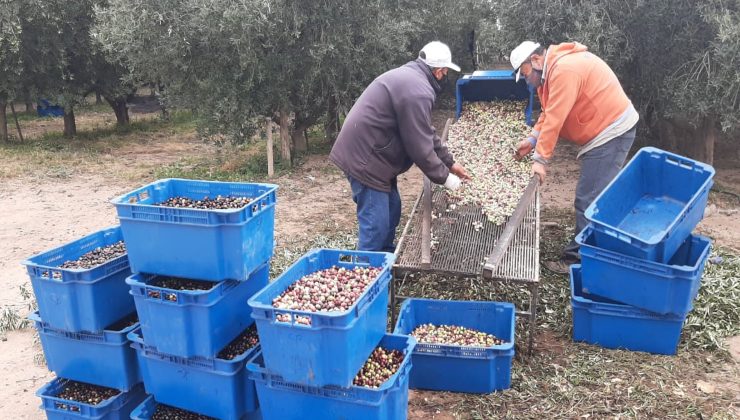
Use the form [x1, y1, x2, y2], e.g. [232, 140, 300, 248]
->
[0, 111, 195, 179]
[155, 128, 333, 182]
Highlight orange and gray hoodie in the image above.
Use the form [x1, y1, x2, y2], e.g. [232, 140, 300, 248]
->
[529, 42, 636, 163]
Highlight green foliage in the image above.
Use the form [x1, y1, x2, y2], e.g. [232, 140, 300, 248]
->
[666, 0, 740, 132]
[0, 0, 23, 99]
[96, 0, 273, 142]
[482, 0, 739, 155]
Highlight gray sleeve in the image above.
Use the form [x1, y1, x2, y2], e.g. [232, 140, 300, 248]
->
[433, 129, 455, 168]
[396, 94, 451, 184]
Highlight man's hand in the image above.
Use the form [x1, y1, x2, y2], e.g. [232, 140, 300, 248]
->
[449, 162, 471, 181]
[514, 139, 534, 160]
[532, 161, 546, 184]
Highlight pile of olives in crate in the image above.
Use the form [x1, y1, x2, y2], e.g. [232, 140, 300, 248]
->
[352, 346, 405, 388]
[272, 266, 382, 326]
[410, 324, 506, 347]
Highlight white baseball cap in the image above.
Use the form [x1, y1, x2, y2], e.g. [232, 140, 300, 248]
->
[419, 41, 461, 72]
[510, 41, 541, 82]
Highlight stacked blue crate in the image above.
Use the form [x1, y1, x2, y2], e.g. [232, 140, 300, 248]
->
[247, 248, 418, 419]
[22, 226, 144, 419]
[38, 379, 146, 420]
[112, 179, 278, 419]
[572, 147, 715, 355]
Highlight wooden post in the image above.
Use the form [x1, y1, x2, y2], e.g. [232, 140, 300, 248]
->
[266, 118, 274, 178]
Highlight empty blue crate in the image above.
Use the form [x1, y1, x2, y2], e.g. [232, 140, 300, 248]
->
[128, 326, 261, 420]
[247, 334, 415, 420]
[22, 226, 133, 332]
[392, 298, 515, 393]
[111, 178, 277, 281]
[577, 226, 711, 315]
[584, 147, 714, 263]
[126, 263, 268, 358]
[37, 378, 146, 420]
[29, 311, 141, 391]
[248, 249, 395, 388]
[571, 265, 685, 355]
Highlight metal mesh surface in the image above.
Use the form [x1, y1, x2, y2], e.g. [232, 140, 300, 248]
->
[395, 187, 540, 282]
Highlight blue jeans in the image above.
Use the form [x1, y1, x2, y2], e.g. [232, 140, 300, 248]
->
[348, 176, 401, 253]
[563, 127, 636, 261]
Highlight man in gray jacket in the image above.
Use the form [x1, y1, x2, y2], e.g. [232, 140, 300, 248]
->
[330, 41, 470, 252]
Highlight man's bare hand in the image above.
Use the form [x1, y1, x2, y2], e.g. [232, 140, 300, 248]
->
[514, 139, 534, 160]
[532, 161, 546, 184]
[450, 163, 472, 181]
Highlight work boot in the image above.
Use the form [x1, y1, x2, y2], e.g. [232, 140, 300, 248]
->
[544, 257, 579, 275]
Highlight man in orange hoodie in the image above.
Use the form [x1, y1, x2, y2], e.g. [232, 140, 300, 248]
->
[511, 41, 639, 274]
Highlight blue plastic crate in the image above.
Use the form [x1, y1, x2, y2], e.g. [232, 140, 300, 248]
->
[29, 311, 141, 391]
[248, 249, 395, 388]
[570, 265, 685, 355]
[129, 395, 261, 420]
[126, 263, 268, 358]
[128, 326, 260, 420]
[584, 147, 715, 263]
[247, 334, 415, 420]
[455, 70, 536, 125]
[37, 99, 65, 117]
[577, 226, 711, 315]
[22, 226, 133, 333]
[392, 298, 515, 393]
[37, 378, 146, 420]
[111, 178, 277, 281]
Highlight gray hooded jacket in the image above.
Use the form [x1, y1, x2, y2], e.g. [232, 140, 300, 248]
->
[329, 59, 455, 192]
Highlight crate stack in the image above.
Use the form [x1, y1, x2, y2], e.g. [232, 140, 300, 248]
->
[110, 178, 278, 419]
[23, 227, 146, 419]
[571, 147, 715, 355]
[245, 249, 417, 420]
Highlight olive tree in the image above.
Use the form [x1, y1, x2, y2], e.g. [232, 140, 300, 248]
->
[96, 0, 273, 143]
[0, 0, 22, 141]
[484, 0, 739, 164]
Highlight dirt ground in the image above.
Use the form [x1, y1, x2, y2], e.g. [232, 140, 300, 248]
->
[1, 109, 738, 418]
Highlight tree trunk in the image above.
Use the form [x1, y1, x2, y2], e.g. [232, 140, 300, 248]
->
[95, 91, 103, 105]
[657, 117, 716, 165]
[279, 109, 292, 167]
[63, 106, 77, 137]
[23, 90, 34, 112]
[105, 97, 130, 126]
[699, 117, 716, 166]
[324, 95, 339, 142]
[157, 83, 169, 120]
[291, 113, 310, 154]
[0, 97, 8, 142]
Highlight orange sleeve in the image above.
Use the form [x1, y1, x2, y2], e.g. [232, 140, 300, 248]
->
[534, 70, 582, 162]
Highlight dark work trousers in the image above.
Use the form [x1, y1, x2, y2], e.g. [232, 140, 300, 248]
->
[347, 175, 402, 253]
[563, 127, 636, 261]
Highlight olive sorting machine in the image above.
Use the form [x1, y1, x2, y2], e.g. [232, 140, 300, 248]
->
[391, 71, 541, 354]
